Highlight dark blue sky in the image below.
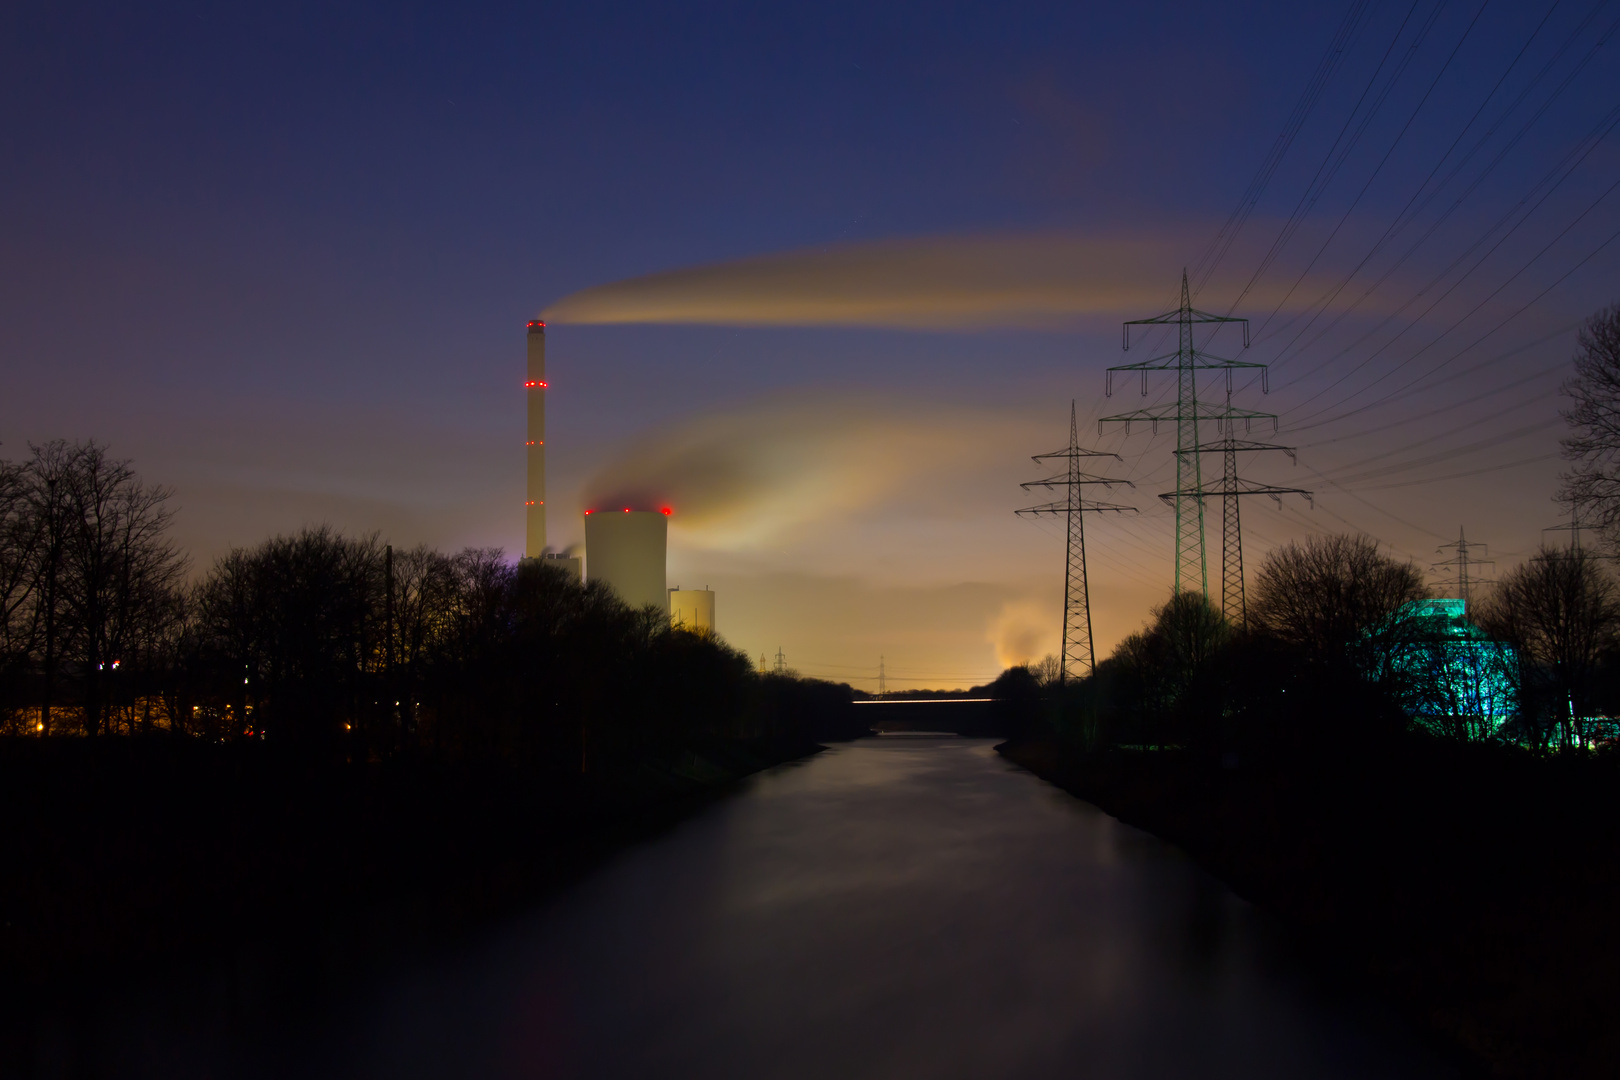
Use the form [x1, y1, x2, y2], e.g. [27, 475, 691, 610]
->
[5, 0, 1618, 684]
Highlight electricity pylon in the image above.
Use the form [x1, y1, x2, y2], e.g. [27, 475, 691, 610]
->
[1100, 271, 1273, 596]
[1433, 527, 1493, 609]
[1018, 402, 1136, 682]
[1171, 390, 1311, 625]
[1543, 506, 1586, 554]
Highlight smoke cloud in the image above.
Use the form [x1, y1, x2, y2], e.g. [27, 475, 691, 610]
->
[542, 232, 1357, 330]
[988, 599, 1056, 668]
[582, 396, 1026, 549]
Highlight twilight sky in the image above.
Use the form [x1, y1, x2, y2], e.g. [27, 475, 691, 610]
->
[4, 0, 1619, 688]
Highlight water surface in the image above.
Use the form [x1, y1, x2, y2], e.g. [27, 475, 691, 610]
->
[71, 738, 1459, 1078]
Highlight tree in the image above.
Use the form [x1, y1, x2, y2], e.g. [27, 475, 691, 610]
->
[1560, 303, 1620, 542]
[0, 459, 39, 728]
[55, 442, 185, 736]
[1478, 547, 1620, 749]
[1250, 534, 1428, 674]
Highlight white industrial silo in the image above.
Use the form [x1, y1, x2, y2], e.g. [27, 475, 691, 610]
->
[584, 509, 668, 611]
[669, 588, 715, 634]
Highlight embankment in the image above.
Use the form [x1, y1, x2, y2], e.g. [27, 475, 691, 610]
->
[0, 736, 821, 998]
[999, 738, 1620, 1080]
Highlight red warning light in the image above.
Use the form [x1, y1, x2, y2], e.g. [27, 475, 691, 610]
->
[524, 501, 534, 506]
[584, 510, 593, 515]
[660, 507, 672, 515]
[527, 320, 546, 329]
[524, 380, 548, 388]
[623, 508, 630, 513]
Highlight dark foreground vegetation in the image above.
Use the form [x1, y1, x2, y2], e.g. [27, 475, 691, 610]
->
[0, 441, 863, 1052]
[995, 531, 1620, 1079]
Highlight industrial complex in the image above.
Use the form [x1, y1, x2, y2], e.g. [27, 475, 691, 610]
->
[525, 322, 713, 635]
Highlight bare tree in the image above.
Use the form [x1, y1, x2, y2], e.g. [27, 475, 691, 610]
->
[1560, 303, 1620, 542]
[26, 442, 79, 735]
[1250, 534, 1429, 677]
[1029, 653, 1063, 687]
[0, 459, 40, 729]
[1478, 547, 1620, 749]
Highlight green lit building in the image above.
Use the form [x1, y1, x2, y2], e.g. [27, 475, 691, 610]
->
[1389, 599, 1517, 740]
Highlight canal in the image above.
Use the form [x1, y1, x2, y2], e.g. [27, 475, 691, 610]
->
[62, 738, 1459, 1078]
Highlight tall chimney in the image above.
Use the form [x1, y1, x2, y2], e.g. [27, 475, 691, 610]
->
[525, 320, 547, 558]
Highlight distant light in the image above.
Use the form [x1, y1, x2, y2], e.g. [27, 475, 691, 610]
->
[661, 507, 672, 515]
[584, 510, 593, 515]
[623, 508, 630, 512]
[524, 380, 548, 388]
[528, 320, 546, 329]
[525, 500, 535, 506]
[35, 721, 43, 732]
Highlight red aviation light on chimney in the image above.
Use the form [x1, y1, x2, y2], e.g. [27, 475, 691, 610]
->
[584, 510, 593, 515]
[524, 380, 548, 388]
[622, 508, 631, 513]
[527, 320, 546, 329]
[660, 507, 672, 515]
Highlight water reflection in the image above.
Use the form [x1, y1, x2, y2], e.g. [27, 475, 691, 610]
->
[54, 739, 1458, 1078]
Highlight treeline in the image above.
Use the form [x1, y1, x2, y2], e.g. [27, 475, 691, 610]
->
[1003, 533, 1620, 757]
[0, 440, 860, 765]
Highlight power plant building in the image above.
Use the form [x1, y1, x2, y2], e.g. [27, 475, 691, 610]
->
[584, 510, 668, 611]
[670, 588, 715, 634]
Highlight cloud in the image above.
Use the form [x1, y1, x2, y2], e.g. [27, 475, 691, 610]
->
[541, 231, 1361, 331]
[583, 395, 1028, 550]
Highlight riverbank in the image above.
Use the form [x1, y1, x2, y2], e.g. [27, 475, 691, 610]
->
[999, 738, 1620, 1080]
[0, 735, 822, 1004]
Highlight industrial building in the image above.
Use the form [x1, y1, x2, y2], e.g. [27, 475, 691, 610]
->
[584, 509, 669, 611]
[670, 588, 715, 634]
[523, 322, 701, 621]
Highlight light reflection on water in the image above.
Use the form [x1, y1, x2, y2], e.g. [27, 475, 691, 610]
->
[67, 739, 1459, 1078]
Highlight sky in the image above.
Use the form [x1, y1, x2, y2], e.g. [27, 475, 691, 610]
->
[3, 0, 1619, 689]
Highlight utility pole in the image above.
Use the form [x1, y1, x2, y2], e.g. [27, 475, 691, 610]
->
[1433, 527, 1494, 609]
[1100, 271, 1275, 597]
[878, 655, 887, 697]
[1018, 402, 1135, 682]
[773, 647, 787, 675]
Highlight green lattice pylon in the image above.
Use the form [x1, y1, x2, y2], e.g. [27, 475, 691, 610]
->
[1099, 272, 1269, 596]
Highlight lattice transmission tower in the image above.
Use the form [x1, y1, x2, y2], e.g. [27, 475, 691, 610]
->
[1017, 402, 1135, 682]
[1433, 527, 1494, 609]
[1544, 506, 1586, 554]
[1172, 389, 1311, 625]
[1100, 272, 1290, 600]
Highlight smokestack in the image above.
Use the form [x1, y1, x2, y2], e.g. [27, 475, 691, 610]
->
[525, 320, 547, 558]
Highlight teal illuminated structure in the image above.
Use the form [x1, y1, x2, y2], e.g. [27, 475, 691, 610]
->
[1389, 599, 1517, 739]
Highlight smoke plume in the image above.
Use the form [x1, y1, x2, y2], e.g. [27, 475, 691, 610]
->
[544, 232, 1292, 331]
[583, 396, 1027, 549]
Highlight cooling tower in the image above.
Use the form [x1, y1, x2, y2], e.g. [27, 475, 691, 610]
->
[669, 589, 716, 634]
[524, 320, 547, 558]
[584, 510, 668, 611]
